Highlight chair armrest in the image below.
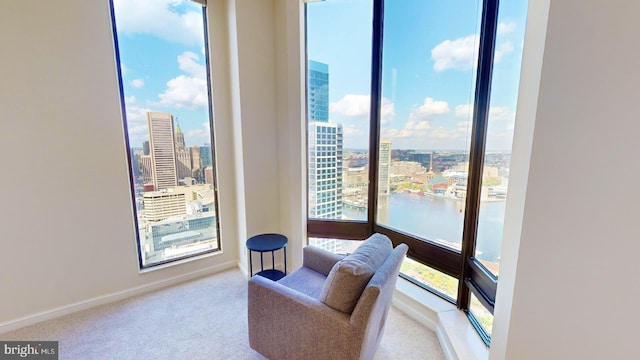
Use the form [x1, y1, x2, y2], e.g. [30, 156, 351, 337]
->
[302, 246, 345, 276]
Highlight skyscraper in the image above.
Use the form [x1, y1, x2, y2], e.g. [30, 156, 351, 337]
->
[308, 60, 329, 122]
[190, 145, 202, 180]
[308, 122, 343, 219]
[307, 60, 342, 220]
[147, 111, 177, 190]
[378, 139, 391, 195]
[174, 122, 192, 182]
[174, 122, 186, 151]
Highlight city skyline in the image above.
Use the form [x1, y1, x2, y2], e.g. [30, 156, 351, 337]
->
[307, 0, 527, 151]
[113, 0, 212, 148]
[114, 0, 525, 152]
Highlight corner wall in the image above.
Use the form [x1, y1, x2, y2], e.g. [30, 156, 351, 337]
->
[491, 0, 640, 358]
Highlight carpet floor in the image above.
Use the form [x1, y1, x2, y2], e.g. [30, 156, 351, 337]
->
[1, 269, 446, 359]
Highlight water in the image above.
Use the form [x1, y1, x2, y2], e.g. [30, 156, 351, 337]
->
[343, 193, 505, 263]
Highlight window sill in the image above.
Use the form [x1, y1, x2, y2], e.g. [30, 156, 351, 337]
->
[138, 250, 223, 274]
[393, 278, 489, 360]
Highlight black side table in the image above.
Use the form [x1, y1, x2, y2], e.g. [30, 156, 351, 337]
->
[246, 233, 287, 281]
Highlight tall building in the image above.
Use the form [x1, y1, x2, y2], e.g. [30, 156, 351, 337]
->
[308, 60, 342, 220]
[189, 146, 202, 180]
[174, 122, 186, 151]
[308, 121, 343, 219]
[200, 144, 212, 168]
[140, 155, 153, 185]
[147, 111, 178, 190]
[176, 151, 192, 181]
[378, 139, 391, 195]
[308, 60, 329, 122]
[174, 122, 192, 181]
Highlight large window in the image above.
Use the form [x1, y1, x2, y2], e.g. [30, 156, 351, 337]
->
[306, 0, 373, 223]
[111, 0, 221, 268]
[306, 0, 527, 344]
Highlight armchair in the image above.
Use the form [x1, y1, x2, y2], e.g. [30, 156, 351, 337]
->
[248, 233, 408, 360]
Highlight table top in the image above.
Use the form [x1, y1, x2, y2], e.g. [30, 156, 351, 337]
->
[246, 233, 288, 252]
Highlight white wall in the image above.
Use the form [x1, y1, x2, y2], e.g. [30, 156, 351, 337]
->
[492, 0, 640, 358]
[0, 0, 302, 329]
[275, 0, 307, 271]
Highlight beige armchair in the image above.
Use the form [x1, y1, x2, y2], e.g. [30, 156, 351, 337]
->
[248, 233, 408, 360]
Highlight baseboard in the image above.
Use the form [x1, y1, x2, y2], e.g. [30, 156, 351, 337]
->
[436, 321, 458, 360]
[238, 260, 250, 279]
[392, 288, 439, 331]
[0, 260, 237, 334]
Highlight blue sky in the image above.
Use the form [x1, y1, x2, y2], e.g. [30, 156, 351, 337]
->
[113, 0, 211, 148]
[307, 0, 528, 151]
[113, 0, 527, 151]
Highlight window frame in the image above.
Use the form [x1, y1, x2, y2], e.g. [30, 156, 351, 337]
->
[305, 0, 503, 344]
[109, 0, 222, 269]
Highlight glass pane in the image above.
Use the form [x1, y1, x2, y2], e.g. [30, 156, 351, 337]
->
[377, 0, 483, 250]
[469, 292, 493, 338]
[400, 257, 458, 301]
[475, 0, 529, 276]
[112, 0, 220, 267]
[308, 237, 363, 255]
[306, 0, 373, 221]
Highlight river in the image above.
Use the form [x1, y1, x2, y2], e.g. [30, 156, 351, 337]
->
[343, 192, 504, 263]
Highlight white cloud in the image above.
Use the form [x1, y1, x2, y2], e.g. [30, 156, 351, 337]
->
[382, 98, 450, 140]
[494, 42, 514, 62]
[409, 97, 450, 121]
[125, 95, 136, 104]
[113, 0, 204, 46]
[432, 35, 478, 72]
[382, 120, 471, 145]
[120, 63, 129, 76]
[455, 104, 515, 123]
[131, 79, 145, 88]
[329, 94, 396, 124]
[342, 124, 366, 137]
[498, 21, 517, 36]
[157, 52, 208, 110]
[432, 34, 514, 72]
[177, 51, 206, 78]
[123, 105, 152, 146]
[489, 106, 516, 122]
[455, 104, 473, 119]
[185, 122, 211, 145]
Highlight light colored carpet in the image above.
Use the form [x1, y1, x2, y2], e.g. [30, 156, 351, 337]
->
[0, 269, 445, 359]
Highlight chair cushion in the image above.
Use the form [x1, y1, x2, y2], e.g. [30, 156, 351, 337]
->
[319, 233, 393, 313]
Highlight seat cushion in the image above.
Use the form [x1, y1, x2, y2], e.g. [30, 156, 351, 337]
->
[319, 233, 393, 313]
[277, 267, 327, 299]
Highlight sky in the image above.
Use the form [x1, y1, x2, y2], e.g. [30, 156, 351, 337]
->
[307, 0, 528, 151]
[113, 0, 211, 148]
[112, 0, 527, 151]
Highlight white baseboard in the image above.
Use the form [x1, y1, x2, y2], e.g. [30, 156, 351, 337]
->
[238, 260, 250, 279]
[0, 260, 237, 334]
[392, 288, 439, 331]
[391, 279, 466, 360]
[436, 321, 458, 360]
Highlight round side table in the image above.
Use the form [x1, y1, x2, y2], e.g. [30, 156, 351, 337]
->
[246, 233, 287, 281]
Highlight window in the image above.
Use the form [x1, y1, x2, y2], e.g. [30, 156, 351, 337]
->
[306, 0, 372, 225]
[306, 0, 527, 344]
[110, 0, 221, 268]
